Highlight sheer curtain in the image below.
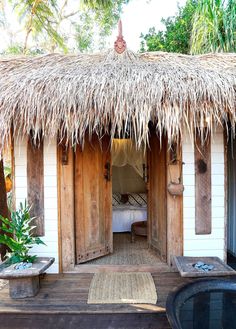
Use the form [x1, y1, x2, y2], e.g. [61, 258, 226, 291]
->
[111, 139, 146, 194]
[111, 139, 146, 177]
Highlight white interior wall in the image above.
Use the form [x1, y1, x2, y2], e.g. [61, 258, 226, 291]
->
[14, 138, 59, 273]
[182, 128, 225, 260]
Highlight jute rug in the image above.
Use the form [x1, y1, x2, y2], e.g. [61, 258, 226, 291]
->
[88, 233, 165, 266]
[87, 272, 157, 304]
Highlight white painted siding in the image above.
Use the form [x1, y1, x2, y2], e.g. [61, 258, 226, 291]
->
[15, 139, 27, 205]
[183, 128, 225, 260]
[13, 129, 225, 272]
[14, 139, 59, 273]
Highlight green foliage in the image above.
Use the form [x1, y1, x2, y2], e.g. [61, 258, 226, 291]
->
[74, 13, 94, 52]
[140, 0, 236, 55]
[140, 28, 165, 52]
[1, 0, 129, 54]
[1, 44, 24, 55]
[74, 0, 129, 52]
[10, 0, 66, 52]
[0, 201, 45, 264]
[81, 0, 113, 9]
[1, 44, 47, 55]
[140, 0, 197, 54]
[191, 0, 236, 54]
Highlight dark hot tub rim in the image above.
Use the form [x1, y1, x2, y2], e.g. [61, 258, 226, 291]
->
[166, 278, 236, 329]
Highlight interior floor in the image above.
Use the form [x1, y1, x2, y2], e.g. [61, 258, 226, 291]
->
[85, 233, 163, 266]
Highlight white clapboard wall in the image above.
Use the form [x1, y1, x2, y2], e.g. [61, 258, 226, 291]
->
[182, 127, 225, 260]
[14, 128, 226, 273]
[14, 138, 59, 273]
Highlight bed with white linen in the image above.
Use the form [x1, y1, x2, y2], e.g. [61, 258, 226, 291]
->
[112, 193, 147, 232]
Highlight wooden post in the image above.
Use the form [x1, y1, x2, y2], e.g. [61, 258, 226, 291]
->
[195, 133, 211, 234]
[166, 143, 183, 266]
[224, 128, 228, 262]
[0, 157, 9, 260]
[27, 135, 44, 236]
[58, 143, 75, 272]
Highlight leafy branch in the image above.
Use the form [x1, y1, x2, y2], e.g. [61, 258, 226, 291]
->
[1, 0, 129, 53]
[0, 201, 45, 264]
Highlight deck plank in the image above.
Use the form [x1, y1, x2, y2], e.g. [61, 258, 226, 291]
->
[0, 272, 235, 329]
[0, 272, 191, 313]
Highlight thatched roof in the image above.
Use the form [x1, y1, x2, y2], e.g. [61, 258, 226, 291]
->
[0, 49, 235, 147]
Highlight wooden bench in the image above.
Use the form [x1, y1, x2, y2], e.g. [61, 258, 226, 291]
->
[0, 257, 54, 299]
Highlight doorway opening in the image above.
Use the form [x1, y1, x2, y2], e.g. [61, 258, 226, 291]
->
[75, 137, 166, 266]
[82, 138, 165, 267]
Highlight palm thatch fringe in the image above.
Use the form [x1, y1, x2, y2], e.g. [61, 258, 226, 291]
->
[0, 49, 235, 148]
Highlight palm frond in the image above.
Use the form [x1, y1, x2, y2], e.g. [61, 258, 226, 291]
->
[191, 0, 236, 54]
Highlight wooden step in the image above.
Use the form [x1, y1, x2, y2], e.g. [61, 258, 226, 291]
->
[0, 313, 171, 329]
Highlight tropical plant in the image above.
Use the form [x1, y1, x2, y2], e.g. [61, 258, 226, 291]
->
[74, 0, 128, 52]
[8, 0, 66, 53]
[81, 0, 113, 8]
[140, 0, 236, 55]
[191, 0, 236, 54]
[0, 0, 129, 54]
[140, 0, 197, 54]
[0, 201, 45, 264]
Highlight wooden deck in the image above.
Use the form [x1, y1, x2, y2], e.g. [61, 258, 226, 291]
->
[0, 271, 185, 329]
[0, 271, 235, 329]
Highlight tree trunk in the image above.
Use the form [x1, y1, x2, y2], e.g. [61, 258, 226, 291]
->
[0, 158, 9, 261]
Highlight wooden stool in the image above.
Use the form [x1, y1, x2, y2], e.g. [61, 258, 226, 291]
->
[131, 221, 147, 243]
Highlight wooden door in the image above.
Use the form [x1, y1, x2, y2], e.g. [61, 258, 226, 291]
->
[74, 135, 112, 264]
[147, 132, 167, 261]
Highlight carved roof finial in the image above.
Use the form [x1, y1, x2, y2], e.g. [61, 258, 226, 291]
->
[114, 19, 127, 54]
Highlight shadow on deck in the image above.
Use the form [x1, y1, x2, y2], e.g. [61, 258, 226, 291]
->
[0, 271, 235, 329]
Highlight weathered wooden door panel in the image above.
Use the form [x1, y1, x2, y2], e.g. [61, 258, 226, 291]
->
[74, 135, 112, 264]
[148, 133, 167, 261]
[195, 133, 211, 234]
[27, 135, 44, 237]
